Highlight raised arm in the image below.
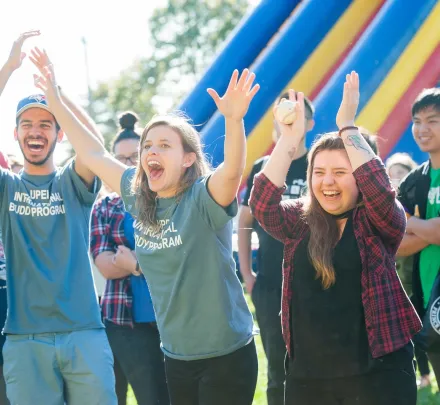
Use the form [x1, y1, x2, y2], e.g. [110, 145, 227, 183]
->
[0, 31, 40, 98]
[58, 88, 105, 187]
[249, 91, 306, 242]
[30, 48, 126, 195]
[337, 72, 406, 250]
[206, 69, 260, 207]
[336, 72, 375, 170]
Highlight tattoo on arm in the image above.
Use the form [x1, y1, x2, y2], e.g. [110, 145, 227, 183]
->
[344, 134, 373, 155]
[288, 147, 296, 160]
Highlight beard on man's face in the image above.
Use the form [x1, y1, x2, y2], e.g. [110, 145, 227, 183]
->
[18, 136, 58, 167]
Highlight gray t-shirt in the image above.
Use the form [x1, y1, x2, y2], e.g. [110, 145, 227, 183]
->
[121, 168, 255, 360]
[0, 160, 103, 334]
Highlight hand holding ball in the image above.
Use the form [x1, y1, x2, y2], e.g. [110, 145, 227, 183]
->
[275, 99, 297, 125]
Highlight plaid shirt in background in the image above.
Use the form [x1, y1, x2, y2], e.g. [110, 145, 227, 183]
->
[249, 158, 422, 358]
[90, 193, 134, 327]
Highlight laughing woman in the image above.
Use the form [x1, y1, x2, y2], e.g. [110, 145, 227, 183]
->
[249, 72, 421, 405]
[31, 48, 260, 405]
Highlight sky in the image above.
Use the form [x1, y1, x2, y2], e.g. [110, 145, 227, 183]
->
[0, 0, 168, 160]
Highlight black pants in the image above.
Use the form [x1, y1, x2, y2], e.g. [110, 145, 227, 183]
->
[285, 368, 417, 405]
[105, 320, 170, 405]
[114, 356, 128, 405]
[428, 351, 440, 388]
[251, 278, 286, 405]
[415, 344, 430, 376]
[164, 340, 258, 405]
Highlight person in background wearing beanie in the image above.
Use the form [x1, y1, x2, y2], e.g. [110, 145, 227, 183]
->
[0, 32, 117, 404]
[91, 112, 169, 405]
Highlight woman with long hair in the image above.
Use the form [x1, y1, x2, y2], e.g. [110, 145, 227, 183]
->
[31, 47, 260, 405]
[249, 72, 421, 404]
[90, 111, 169, 405]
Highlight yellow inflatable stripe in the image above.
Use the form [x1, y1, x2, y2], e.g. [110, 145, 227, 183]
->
[243, 0, 383, 179]
[357, 2, 440, 132]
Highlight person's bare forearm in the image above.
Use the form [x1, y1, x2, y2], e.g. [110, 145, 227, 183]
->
[49, 97, 106, 158]
[237, 227, 253, 278]
[396, 234, 429, 257]
[95, 253, 133, 280]
[0, 63, 13, 98]
[223, 118, 246, 179]
[209, 119, 246, 207]
[59, 89, 104, 145]
[408, 217, 440, 245]
[262, 136, 300, 187]
[340, 128, 375, 171]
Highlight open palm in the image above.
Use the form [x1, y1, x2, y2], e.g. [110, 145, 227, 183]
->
[207, 69, 260, 121]
[6, 30, 40, 71]
[29, 47, 59, 100]
[336, 71, 360, 129]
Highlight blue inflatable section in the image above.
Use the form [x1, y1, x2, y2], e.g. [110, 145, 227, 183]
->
[388, 123, 428, 165]
[308, 0, 437, 143]
[177, 0, 299, 128]
[201, 0, 352, 167]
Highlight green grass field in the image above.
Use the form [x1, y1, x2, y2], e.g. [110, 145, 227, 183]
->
[126, 293, 439, 405]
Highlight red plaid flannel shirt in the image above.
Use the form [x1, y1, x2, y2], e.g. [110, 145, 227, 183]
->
[90, 193, 134, 327]
[249, 158, 422, 358]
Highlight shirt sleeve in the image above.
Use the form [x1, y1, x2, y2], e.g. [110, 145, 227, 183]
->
[248, 171, 303, 243]
[120, 167, 137, 216]
[397, 173, 414, 215]
[353, 158, 406, 253]
[191, 175, 238, 231]
[0, 168, 13, 214]
[90, 197, 115, 259]
[63, 159, 102, 206]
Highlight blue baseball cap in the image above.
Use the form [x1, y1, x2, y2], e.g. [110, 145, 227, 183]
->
[16, 94, 52, 118]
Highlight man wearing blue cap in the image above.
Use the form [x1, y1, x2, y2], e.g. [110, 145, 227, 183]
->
[0, 31, 117, 404]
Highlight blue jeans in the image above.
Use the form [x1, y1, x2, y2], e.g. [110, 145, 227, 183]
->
[2, 328, 116, 405]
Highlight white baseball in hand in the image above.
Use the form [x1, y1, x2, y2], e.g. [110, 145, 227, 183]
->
[275, 99, 297, 125]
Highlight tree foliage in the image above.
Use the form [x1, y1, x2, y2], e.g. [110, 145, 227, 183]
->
[88, 0, 251, 148]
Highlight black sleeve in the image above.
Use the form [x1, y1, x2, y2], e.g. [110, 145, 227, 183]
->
[397, 172, 415, 216]
[242, 159, 265, 206]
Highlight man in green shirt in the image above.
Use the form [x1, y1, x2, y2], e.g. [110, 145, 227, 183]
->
[398, 87, 440, 387]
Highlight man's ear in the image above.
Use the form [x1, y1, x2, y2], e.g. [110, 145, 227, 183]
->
[306, 119, 315, 132]
[14, 127, 18, 141]
[57, 129, 65, 143]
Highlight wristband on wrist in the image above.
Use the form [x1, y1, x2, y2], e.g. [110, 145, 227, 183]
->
[338, 126, 358, 137]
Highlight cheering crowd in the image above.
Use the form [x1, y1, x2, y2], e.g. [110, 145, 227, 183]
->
[0, 30, 439, 405]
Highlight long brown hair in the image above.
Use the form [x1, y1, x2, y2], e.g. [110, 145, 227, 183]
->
[303, 133, 359, 289]
[131, 114, 211, 229]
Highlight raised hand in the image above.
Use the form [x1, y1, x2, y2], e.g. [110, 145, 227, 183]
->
[336, 71, 360, 129]
[5, 30, 40, 71]
[273, 89, 306, 142]
[29, 47, 60, 101]
[207, 69, 260, 121]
